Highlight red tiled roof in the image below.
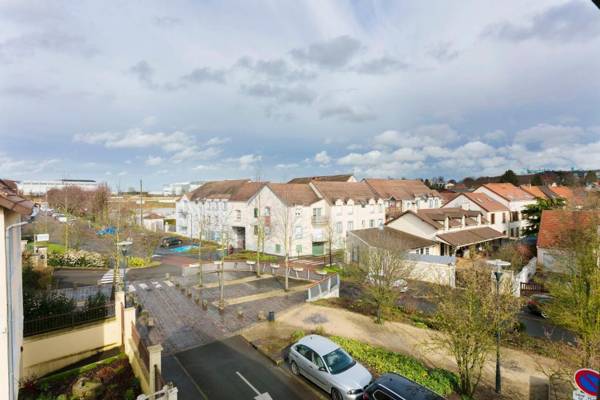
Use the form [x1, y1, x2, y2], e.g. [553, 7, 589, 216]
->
[268, 183, 320, 206]
[461, 192, 509, 212]
[0, 179, 34, 215]
[537, 210, 599, 249]
[438, 191, 458, 205]
[187, 179, 250, 201]
[351, 226, 436, 250]
[364, 179, 439, 201]
[480, 183, 534, 201]
[311, 181, 378, 204]
[520, 185, 549, 200]
[437, 227, 504, 247]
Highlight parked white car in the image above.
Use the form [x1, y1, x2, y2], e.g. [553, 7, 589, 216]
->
[288, 334, 372, 400]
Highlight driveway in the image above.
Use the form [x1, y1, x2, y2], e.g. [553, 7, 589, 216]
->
[163, 336, 322, 400]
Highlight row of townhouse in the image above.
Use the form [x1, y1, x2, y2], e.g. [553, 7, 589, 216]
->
[176, 177, 392, 257]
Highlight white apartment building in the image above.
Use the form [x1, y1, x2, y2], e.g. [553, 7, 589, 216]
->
[175, 179, 386, 257]
[17, 179, 99, 196]
[163, 181, 204, 196]
[0, 179, 34, 400]
[443, 192, 510, 237]
[473, 183, 536, 238]
[363, 179, 441, 220]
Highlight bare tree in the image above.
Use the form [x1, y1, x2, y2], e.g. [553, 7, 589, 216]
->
[353, 234, 411, 324]
[430, 266, 521, 398]
[271, 187, 300, 291]
[544, 211, 600, 369]
[196, 213, 208, 287]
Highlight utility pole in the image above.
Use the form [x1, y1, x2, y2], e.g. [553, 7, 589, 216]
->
[139, 179, 143, 227]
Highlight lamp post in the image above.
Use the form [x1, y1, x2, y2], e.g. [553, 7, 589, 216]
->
[117, 240, 133, 302]
[486, 258, 511, 395]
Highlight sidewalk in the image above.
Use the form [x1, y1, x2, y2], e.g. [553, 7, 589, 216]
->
[266, 303, 560, 399]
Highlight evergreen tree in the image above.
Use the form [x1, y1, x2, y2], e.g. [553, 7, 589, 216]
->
[531, 174, 543, 186]
[584, 170, 598, 185]
[499, 169, 519, 186]
[522, 198, 565, 236]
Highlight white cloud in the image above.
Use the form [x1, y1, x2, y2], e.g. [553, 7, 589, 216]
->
[515, 123, 585, 148]
[373, 124, 459, 148]
[206, 137, 230, 146]
[74, 128, 191, 150]
[276, 163, 299, 169]
[145, 155, 163, 166]
[314, 151, 331, 165]
[229, 154, 262, 170]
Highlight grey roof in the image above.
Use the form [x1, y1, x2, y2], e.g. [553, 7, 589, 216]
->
[298, 334, 339, 355]
[351, 227, 435, 250]
[406, 254, 456, 265]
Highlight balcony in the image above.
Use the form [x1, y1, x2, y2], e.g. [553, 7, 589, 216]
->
[311, 215, 329, 225]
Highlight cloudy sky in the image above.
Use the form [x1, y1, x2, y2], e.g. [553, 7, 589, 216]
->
[1, 0, 600, 190]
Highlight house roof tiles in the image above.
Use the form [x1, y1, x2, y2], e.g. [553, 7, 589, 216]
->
[0, 179, 34, 215]
[311, 181, 378, 204]
[364, 179, 439, 201]
[437, 227, 504, 247]
[351, 226, 436, 251]
[479, 183, 534, 201]
[460, 192, 509, 212]
[268, 183, 320, 206]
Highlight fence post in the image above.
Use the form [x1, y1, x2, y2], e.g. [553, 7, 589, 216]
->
[148, 344, 163, 393]
[327, 276, 331, 292]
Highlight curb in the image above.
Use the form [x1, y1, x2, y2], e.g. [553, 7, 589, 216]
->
[246, 339, 284, 366]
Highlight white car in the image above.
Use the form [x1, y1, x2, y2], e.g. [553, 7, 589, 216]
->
[288, 334, 372, 400]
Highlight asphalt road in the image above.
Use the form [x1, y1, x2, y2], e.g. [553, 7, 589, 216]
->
[164, 336, 322, 400]
[53, 263, 182, 288]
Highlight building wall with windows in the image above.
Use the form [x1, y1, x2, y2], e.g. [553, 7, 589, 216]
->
[17, 179, 99, 196]
[473, 186, 535, 238]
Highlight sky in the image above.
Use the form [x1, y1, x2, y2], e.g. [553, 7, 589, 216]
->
[1, 0, 600, 190]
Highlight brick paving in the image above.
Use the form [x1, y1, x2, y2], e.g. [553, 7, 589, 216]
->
[132, 275, 308, 355]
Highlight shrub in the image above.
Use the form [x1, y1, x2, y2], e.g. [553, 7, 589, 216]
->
[290, 329, 306, 343]
[48, 249, 108, 268]
[127, 256, 146, 267]
[313, 325, 327, 336]
[330, 336, 457, 396]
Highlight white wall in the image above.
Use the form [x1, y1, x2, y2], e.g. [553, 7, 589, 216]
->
[387, 213, 438, 240]
[473, 187, 535, 238]
[444, 195, 509, 236]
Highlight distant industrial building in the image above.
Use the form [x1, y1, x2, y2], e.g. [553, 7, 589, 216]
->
[17, 179, 99, 196]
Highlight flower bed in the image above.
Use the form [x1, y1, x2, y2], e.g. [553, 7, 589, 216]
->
[330, 336, 457, 397]
[48, 249, 108, 268]
[20, 354, 141, 400]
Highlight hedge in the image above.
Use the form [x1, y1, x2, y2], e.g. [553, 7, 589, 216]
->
[330, 336, 457, 397]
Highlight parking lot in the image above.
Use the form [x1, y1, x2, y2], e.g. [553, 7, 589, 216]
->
[164, 336, 324, 400]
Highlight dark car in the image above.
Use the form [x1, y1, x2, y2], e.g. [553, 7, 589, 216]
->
[362, 373, 446, 400]
[527, 294, 553, 318]
[160, 237, 183, 248]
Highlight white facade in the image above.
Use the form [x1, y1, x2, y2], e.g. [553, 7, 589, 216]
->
[1, 207, 25, 400]
[17, 179, 99, 196]
[163, 181, 203, 196]
[473, 186, 536, 238]
[443, 194, 510, 237]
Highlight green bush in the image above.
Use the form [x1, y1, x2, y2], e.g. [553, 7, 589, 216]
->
[290, 329, 306, 343]
[330, 336, 457, 396]
[48, 249, 108, 268]
[127, 256, 146, 267]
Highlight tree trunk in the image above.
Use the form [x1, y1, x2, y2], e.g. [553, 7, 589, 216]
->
[285, 254, 289, 291]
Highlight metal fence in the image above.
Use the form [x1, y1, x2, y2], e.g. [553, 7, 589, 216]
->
[50, 284, 114, 304]
[131, 321, 150, 371]
[24, 302, 115, 337]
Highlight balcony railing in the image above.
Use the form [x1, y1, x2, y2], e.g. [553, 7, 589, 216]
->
[24, 302, 115, 337]
[311, 215, 329, 225]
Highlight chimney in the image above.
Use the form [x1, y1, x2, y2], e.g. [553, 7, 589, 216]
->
[461, 214, 466, 228]
[444, 216, 449, 231]
[477, 213, 482, 225]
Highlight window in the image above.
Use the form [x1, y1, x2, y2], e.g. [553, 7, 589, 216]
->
[373, 390, 393, 400]
[313, 208, 322, 216]
[294, 226, 303, 239]
[323, 348, 355, 375]
[361, 220, 365, 228]
[254, 225, 258, 235]
[425, 247, 430, 255]
[377, 219, 383, 227]
[275, 244, 281, 253]
[295, 344, 311, 359]
[502, 213, 507, 223]
[369, 204, 375, 214]
[428, 199, 433, 208]
[235, 210, 241, 221]
[369, 219, 374, 228]
[378, 203, 383, 212]
[435, 198, 440, 207]
[295, 207, 302, 217]
[347, 221, 354, 231]
[511, 211, 519, 222]
[491, 213, 496, 224]
[254, 207, 258, 218]
[264, 206, 271, 216]
[336, 222, 343, 233]
[347, 205, 353, 215]
[295, 244, 302, 255]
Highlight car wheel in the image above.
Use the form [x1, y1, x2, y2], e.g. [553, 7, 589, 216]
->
[290, 361, 299, 376]
[331, 388, 343, 400]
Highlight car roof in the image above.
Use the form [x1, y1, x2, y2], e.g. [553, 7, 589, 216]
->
[374, 373, 446, 400]
[297, 334, 339, 355]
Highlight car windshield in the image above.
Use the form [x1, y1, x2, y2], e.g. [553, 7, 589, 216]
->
[323, 348, 355, 374]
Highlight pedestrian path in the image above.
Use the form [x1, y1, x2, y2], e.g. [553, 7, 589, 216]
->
[98, 269, 124, 284]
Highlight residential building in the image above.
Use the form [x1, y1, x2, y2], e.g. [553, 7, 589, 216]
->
[387, 208, 504, 257]
[309, 181, 386, 254]
[17, 179, 99, 196]
[345, 227, 456, 287]
[287, 174, 357, 184]
[537, 210, 599, 272]
[363, 179, 441, 220]
[442, 192, 510, 237]
[0, 179, 34, 400]
[520, 183, 583, 206]
[473, 183, 536, 238]
[162, 181, 204, 196]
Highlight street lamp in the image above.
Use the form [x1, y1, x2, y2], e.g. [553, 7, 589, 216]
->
[486, 258, 511, 394]
[117, 240, 133, 300]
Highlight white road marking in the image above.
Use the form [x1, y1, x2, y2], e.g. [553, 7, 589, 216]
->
[164, 280, 174, 287]
[128, 284, 136, 292]
[139, 282, 150, 290]
[235, 371, 260, 395]
[153, 281, 162, 288]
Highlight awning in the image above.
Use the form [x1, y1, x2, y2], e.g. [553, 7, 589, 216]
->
[436, 227, 504, 248]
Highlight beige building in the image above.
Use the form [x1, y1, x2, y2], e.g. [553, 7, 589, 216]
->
[0, 179, 34, 400]
[363, 179, 441, 221]
[442, 192, 510, 237]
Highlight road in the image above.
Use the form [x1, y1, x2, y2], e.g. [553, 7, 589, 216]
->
[163, 336, 323, 400]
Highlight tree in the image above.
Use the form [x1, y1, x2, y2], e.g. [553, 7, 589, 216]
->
[353, 235, 410, 324]
[544, 212, 600, 369]
[531, 174, 544, 186]
[431, 266, 521, 398]
[521, 197, 565, 236]
[499, 169, 519, 186]
[272, 187, 299, 291]
[584, 170, 598, 185]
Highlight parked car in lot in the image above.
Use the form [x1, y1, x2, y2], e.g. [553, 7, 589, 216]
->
[160, 237, 183, 248]
[362, 372, 446, 400]
[289, 334, 372, 400]
[527, 294, 553, 318]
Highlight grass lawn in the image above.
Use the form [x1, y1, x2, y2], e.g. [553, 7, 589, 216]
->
[28, 241, 66, 254]
[225, 250, 279, 263]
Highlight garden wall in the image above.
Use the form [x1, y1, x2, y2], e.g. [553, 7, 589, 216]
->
[406, 259, 456, 287]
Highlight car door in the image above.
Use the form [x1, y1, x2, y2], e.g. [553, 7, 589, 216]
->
[294, 345, 316, 381]
[309, 352, 331, 391]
